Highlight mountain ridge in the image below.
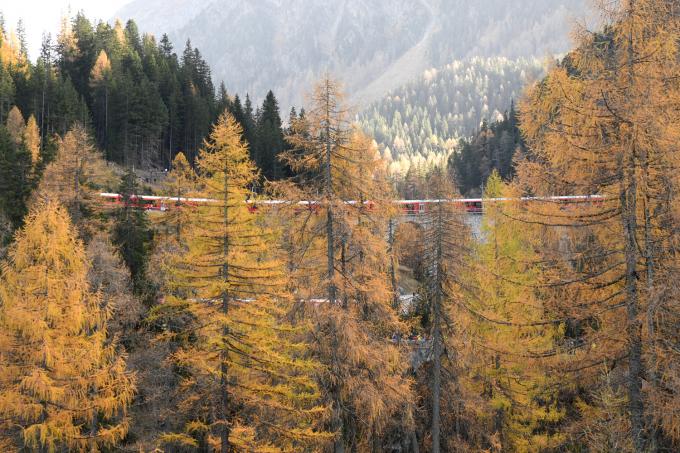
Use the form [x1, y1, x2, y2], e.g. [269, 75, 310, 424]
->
[113, 0, 591, 110]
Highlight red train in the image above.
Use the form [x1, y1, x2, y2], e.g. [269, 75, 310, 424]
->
[99, 193, 205, 212]
[398, 199, 484, 215]
[99, 193, 603, 216]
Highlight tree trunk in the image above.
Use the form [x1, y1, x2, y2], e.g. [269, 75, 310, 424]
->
[332, 321, 345, 453]
[325, 85, 336, 305]
[41, 65, 46, 154]
[388, 218, 400, 309]
[220, 169, 231, 453]
[622, 3, 646, 450]
[104, 85, 108, 162]
[642, 147, 660, 453]
[621, 154, 645, 452]
[341, 236, 348, 309]
[409, 429, 420, 453]
[124, 92, 129, 166]
[432, 304, 442, 453]
[431, 201, 444, 453]
[493, 354, 504, 449]
[220, 289, 230, 453]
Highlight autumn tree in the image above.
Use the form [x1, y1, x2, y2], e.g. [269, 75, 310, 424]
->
[86, 234, 144, 346]
[0, 25, 25, 70]
[0, 201, 135, 452]
[158, 151, 197, 241]
[161, 112, 330, 451]
[407, 167, 470, 452]
[6, 105, 25, 145]
[90, 49, 112, 154]
[518, 1, 680, 450]
[24, 114, 40, 167]
[456, 172, 566, 452]
[283, 76, 414, 452]
[35, 123, 115, 229]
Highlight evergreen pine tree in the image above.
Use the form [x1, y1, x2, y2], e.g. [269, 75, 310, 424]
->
[112, 169, 154, 294]
[0, 124, 31, 230]
[256, 90, 286, 180]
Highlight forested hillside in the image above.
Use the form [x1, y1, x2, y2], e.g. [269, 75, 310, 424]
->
[0, 13, 290, 177]
[359, 57, 542, 176]
[448, 104, 526, 196]
[115, 0, 589, 109]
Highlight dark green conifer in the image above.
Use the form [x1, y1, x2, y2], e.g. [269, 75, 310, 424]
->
[256, 90, 285, 180]
[112, 169, 153, 295]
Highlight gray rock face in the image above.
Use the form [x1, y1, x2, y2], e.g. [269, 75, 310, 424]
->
[114, 0, 591, 110]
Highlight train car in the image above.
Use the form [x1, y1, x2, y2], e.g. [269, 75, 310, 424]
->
[99, 193, 183, 212]
[399, 199, 484, 216]
[400, 201, 427, 216]
[461, 199, 483, 214]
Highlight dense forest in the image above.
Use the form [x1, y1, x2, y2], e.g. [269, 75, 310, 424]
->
[0, 12, 290, 178]
[1, 1, 680, 452]
[392, 106, 526, 199]
[359, 57, 542, 177]
[448, 103, 526, 196]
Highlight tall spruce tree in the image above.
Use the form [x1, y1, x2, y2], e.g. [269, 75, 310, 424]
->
[112, 169, 153, 294]
[0, 119, 32, 230]
[256, 90, 286, 181]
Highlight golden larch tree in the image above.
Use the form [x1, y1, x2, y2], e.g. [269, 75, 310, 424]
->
[0, 28, 24, 68]
[6, 105, 25, 145]
[90, 50, 111, 84]
[459, 172, 566, 452]
[518, 0, 680, 449]
[158, 151, 197, 241]
[161, 112, 331, 452]
[282, 76, 414, 452]
[0, 201, 135, 452]
[23, 114, 40, 167]
[35, 123, 115, 228]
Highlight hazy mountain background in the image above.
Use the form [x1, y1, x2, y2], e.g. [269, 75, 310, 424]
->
[359, 57, 544, 174]
[114, 0, 592, 112]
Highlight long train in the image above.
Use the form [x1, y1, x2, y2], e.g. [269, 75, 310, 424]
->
[99, 193, 604, 216]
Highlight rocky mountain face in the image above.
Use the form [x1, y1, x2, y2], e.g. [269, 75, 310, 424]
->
[114, 0, 591, 111]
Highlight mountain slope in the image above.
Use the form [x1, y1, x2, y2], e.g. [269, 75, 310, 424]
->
[359, 57, 544, 174]
[114, 0, 590, 109]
